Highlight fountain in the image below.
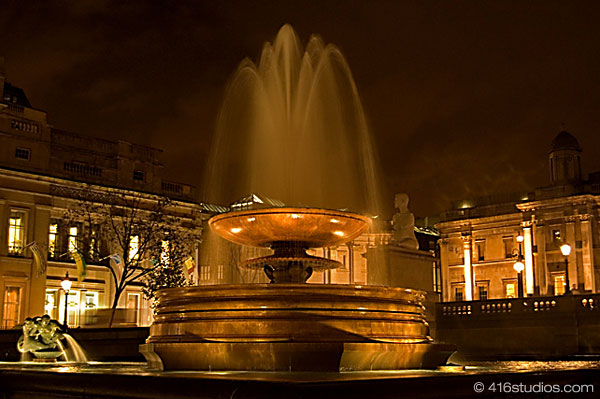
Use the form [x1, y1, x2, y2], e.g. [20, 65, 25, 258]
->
[140, 25, 453, 372]
[17, 315, 87, 363]
[3, 24, 600, 399]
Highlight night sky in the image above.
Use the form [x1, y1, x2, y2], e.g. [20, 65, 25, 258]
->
[2, 1, 600, 218]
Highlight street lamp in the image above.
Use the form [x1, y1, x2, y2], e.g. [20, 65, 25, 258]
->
[560, 243, 572, 295]
[513, 260, 525, 298]
[60, 272, 72, 328]
[512, 234, 525, 298]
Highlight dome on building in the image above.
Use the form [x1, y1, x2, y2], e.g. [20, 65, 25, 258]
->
[550, 130, 581, 152]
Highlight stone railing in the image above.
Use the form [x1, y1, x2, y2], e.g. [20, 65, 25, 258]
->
[439, 293, 600, 319]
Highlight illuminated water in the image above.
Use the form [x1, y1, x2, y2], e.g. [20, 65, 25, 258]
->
[204, 24, 382, 215]
[62, 333, 88, 363]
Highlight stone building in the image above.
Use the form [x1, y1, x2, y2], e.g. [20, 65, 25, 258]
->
[0, 61, 202, 329]
[436, 130, 600, 302]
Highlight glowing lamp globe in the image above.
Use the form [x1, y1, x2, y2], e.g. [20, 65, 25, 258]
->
[560, 243, 571, 257]
[513, 261, 525, 273]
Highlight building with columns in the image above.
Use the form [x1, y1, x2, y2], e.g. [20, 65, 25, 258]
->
[436, 130, 600, 302]
[0, 59, 202, 329]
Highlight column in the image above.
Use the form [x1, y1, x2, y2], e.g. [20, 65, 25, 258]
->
[565, 220, 577, 292]
[581, 216, 595, 292]
[535, 223, 548, 295]
[439, 239, 451, 302]
[523, 226, 534, 295]
[463, 239, 473, 301]
[347, 242, 355, 284]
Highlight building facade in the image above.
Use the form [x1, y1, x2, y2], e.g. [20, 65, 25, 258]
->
[437, 131, 600, 302]
[0, 61, 202, 329]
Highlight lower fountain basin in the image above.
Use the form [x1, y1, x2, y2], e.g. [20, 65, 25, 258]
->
[141, 284, 453, 371]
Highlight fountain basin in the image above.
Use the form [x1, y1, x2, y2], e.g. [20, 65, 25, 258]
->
[208, 208, 371, 248]
[209, 208, 372, 282]
[140, 284, 453, 371]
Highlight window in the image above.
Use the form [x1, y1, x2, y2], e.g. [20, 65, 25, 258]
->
[454, 287, 464, 302]
[45, 289, 58, 320]
[48, 222, 59, 258]
[68, 226, 79, 252]
[2, 286, 22, 328]
[128, 235, 139, 262]
[475, 240, 485, 261]
[552, 229, 561, 242]
[133, 170, 145, 182]
[10, 119, 39, 134]
[127, 293, 140, 325]
[15, 148, 30, 160]
[80, 291, 99, 326]
[478, 284, 488, 300]
[162, 181, 183, 195]
[217, 264, 224, 280]
[63, 161, 102, 177]
[554, 274, 566, 295]
[200, 265, 211, 281]
[505, 282, 516, 298]
[503, 236, 513, 258]
[8, 210, 26, 256]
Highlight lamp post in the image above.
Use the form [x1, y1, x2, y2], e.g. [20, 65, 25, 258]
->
[60, 272, 72, 329]
[512, 235, 525, 298]
[560, 243, 572, 295]
[513, 260, 525, 298]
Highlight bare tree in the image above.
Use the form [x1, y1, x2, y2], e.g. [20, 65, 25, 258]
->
[62, 187, 201, 326]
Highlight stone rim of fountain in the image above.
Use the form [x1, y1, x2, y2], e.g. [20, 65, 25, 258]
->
[208, 207, 371, 283]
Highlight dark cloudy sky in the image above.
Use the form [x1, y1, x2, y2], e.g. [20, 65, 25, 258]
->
[2, 1, 600, 217]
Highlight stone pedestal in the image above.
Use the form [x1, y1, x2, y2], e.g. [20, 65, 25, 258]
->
[366, 245, 440, 334]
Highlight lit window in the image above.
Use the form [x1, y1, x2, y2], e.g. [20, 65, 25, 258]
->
[44, 289, 58, 319]
[2, 286, 22, 329]
[554, 274, 566, 295]
[8, 211, 26, 255]
[84, 292, 99, 310]
[478, 285, 488, 300]
[200, 265, 211, 281]
[217, 264, 224, 280]
[454, 287, 464, 302]
[48, 222, 58, 258]
[68, 226, 78, 252]
[127, 293, 140, 325]
[505, 283, 516, 298]
[128, 235, 139, 261]
[552, 229, 561, 242]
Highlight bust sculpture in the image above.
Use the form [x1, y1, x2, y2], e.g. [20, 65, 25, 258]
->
[392, 193, 419, 250]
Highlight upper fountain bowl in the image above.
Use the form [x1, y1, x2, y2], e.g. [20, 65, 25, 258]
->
[209, 207, 372, 248]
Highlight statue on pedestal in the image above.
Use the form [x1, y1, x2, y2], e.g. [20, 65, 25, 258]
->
[392, 193, 419, 250]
